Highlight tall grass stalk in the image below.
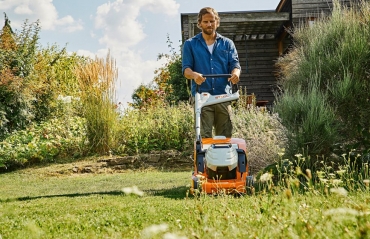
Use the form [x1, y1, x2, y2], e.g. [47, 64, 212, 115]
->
[275, 0, 370, 159]
[75, 52, 119, 154]
[232, 88, 288, 174]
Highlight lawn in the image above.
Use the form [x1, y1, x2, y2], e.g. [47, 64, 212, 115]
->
[1, 161, 369, 239]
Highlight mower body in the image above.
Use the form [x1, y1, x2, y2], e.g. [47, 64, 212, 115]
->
[192, 136, 248, 194]
[191, 74, 249, 194]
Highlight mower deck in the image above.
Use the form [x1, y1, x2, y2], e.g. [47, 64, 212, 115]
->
[192, 137, 249, 194]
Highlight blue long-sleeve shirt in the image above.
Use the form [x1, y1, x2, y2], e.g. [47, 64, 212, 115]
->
[182, 32, 241, 96]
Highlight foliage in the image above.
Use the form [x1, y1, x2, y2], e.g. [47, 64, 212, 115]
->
[0, 15, 86, 140]
[232, 88, 288, 174]
[0, 15, 40, 139]
[130, 35, 189, 109]
[29, 46, 85, 122]
[0, 116, 86, 168]
[130, 82, 166, 109]
[75, 52, 120, 155]
[118, 102, 194, 155]
[275, 0, 370, 159]
[155, 35, 190, 104]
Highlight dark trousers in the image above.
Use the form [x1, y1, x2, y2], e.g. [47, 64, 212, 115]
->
[201, 102, 233, 138]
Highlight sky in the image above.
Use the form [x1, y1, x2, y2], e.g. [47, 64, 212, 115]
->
[0, 0, 281, 107]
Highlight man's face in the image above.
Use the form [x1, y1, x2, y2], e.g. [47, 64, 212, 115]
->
[199, 13, 218, 36]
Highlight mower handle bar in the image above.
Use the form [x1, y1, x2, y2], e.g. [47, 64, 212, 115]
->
[202, 74, 232, 78]
[195, 73, 238, 94]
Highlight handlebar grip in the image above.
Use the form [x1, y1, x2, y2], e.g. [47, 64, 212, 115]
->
[202, 74, 232, 78]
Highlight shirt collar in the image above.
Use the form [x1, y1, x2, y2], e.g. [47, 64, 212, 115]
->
[195, 32, 222, 41]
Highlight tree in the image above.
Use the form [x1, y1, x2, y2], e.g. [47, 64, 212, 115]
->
[0, 14, 87, 139]
[131, 35, 189, 109]
[0, 14, 33, 139]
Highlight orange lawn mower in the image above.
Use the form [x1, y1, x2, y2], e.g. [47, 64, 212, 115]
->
[190, 74, 253, 195]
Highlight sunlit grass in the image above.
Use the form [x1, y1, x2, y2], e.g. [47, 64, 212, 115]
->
[0, 163, 369, 239]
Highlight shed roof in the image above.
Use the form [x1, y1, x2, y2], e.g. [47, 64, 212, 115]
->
[181, 11, 290, 41]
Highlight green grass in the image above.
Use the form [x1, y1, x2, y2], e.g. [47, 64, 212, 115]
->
[1, 162, 370, 239]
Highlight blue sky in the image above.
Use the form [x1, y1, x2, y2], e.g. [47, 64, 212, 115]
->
[1, 0, 281, 106]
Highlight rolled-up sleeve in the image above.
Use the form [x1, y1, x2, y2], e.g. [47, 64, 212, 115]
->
[182, 40, 193, 75]
[228, 41, 241, 73]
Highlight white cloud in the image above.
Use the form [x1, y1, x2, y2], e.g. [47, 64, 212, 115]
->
[95, 1, 146, 49]
[56, 16, 83, 32]
[93, 0, 179, 106]
[75, 49, 96, 59]
[14, 4, 32, 15]
[0, 0, 23, 10]
[114, 48, 167, 107]
[0, 0, 83, 32]
[2, 0, 179, 108]
[143, 0, 180, 16]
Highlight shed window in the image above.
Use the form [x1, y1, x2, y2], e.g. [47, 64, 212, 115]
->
[307, 17, 317, 28]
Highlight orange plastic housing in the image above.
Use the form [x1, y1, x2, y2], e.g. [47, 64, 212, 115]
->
[192, 137, 249, 194]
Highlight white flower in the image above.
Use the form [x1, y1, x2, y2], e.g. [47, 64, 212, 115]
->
[260, 172, 273, 182]
[324, 208, 370, 216]
[332, 179, 343, 185]
[163, 232, 188, 239]
[142, 224, 168, 238]
[330, 187, 347, 196]
[57, 95, 72, 103]
[122, 186, 144, 196]
[300, 203, 309, 209]
[319, 178, 328, 183]
[336, 170, 346, 175]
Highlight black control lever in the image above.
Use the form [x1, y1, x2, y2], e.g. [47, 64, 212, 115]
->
[199, 74, 238, 94]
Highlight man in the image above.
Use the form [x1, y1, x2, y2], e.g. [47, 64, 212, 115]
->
[182, 7, 241, 138]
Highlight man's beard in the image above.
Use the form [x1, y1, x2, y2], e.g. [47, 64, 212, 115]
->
[202, 28, 215, 35]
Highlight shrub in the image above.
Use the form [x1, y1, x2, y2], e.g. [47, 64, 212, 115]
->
[232, 93, 287, 175]
[275, 1, 370, 159]
[118, 102, 194, 155]
[0, 116, 86, 168]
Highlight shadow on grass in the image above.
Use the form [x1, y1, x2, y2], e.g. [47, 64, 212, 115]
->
[0, 190, 124, 203]
[145, 186, 188, 199]
[1, 186, 189, 203]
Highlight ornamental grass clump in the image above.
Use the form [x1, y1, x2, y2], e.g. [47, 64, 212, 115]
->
[275, 0, 370, 160]
[75, 52, 120, 155]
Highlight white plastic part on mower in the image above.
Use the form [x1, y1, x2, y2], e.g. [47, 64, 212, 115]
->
[205, 144, 238, 171]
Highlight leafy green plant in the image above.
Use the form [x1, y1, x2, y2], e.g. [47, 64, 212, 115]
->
[0, 116, 86, 168]
[0, 15, 86, 140]
[131, 35, 189, 109]
[118, 102, 194, 155]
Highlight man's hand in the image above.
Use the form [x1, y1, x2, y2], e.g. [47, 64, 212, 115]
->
[184, 68, 205, 85]
[228, 68, 241, 84]
[193, 72, 206, 85]
[228, 74, 239, 84]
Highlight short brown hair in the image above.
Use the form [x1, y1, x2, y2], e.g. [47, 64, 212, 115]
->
[197, 7, 220, 28]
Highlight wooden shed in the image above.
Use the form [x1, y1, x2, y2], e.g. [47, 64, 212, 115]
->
[181, 0, 362, 107]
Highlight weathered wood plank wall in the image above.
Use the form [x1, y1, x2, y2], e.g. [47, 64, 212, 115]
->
[292, 0, 356, 26]
[235, 39, 279, 103]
